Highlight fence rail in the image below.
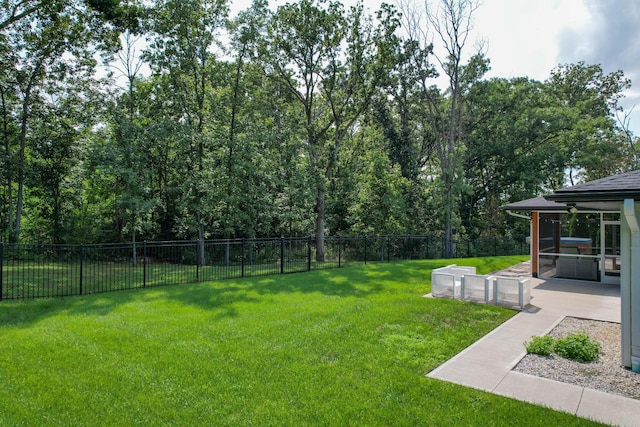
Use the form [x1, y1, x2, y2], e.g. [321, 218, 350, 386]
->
[0, 235, 528, 301]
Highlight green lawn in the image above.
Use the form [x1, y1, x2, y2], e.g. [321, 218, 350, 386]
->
[2, 258, 351, 299]
[0, 256, 604, 426]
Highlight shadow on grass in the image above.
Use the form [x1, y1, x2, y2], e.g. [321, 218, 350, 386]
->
[152, 264, 395, 314]
[0, 263, 403, 327]
[0, 256, 527, 328]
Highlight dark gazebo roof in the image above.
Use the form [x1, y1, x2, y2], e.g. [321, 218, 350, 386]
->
[546, 170, 640, 202]
[501, 196, 567, 212]
[501, 170, 640, 213]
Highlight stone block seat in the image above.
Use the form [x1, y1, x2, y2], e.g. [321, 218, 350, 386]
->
[461, 274, 494, 303]
[493, 276, 531, 309]
[431, 264, 476, 299]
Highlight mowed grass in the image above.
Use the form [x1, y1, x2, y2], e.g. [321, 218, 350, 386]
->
[0, 256, 603, 426]
[3, 258, 338, 299]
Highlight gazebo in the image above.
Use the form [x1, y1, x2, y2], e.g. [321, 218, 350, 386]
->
[502, 169, 640, 372]
[501, 197, 619, 283]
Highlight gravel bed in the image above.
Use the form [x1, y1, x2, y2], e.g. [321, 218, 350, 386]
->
[514, 317, 640, 400]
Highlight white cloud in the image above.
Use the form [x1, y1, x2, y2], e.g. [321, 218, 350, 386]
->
[558, 0, 640, 133]
[441, 0, 639, 134]
[474, 0, 590, 80]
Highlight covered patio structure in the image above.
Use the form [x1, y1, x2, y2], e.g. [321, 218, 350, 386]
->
[503, 170, 640, 372]
[501, 197, 620, 284]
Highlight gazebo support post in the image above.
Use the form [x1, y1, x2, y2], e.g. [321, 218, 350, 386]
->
[622, 199, 640, 372]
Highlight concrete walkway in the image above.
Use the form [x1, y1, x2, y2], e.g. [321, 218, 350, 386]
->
[427, 277, 640, 427]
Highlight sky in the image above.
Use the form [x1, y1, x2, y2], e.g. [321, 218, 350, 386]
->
[230, 0, 640, 135]
[473, 0, 640, 136]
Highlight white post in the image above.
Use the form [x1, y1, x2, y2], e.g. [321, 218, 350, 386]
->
[621, 209, 631, 368]
[518, 280, 524, 309]
[530, 218, 533, 276]
[633, 202, 640, 372]
[600, 212, 605, 283]
[622, 199, 640, 372]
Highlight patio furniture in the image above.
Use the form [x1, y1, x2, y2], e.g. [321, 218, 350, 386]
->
[556, 257, 598, 281]
[493, 276, 531, 309]
[461, 274, 494, 303]
[431, 264, 476, 299]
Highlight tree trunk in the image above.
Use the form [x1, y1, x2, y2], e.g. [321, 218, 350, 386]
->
[14, 96, 29, 244]
[1, 89, 13, 242]
[13, 64, 40, 243]
[444, 86, 458, 259]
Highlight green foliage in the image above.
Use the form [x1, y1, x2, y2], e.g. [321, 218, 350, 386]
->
[264, 0, 390, 258]
[554, 332, 601, 363]
[0, 0, 636, 246]
[525, 335, 555, 356]
[547, 62, 632, 182]
[345, 130, 411, 234]
[525, 332, 600, 363]
[462, 64, 633, 238]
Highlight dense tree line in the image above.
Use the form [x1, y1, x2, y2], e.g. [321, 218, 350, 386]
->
[1, 0, 637, 256]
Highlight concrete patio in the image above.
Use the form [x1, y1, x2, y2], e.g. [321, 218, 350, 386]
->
[427, 277, 640, 427]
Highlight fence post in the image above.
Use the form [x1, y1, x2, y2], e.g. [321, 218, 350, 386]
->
[79, 245, 83, 296]
[494, 237, 497, 256]
[364, 236, 367, 265]
[143, 241, 147, 288]
[387, 236, 391, 263]
[196, 241, 200, 282]
[307, 236, 312, 271]
[242, 239, 246, 278]
[404, 236, 408, 261]
[338, 236, 341, 268]
[280, 237, 284, 274]
[425, 236, 429, 259]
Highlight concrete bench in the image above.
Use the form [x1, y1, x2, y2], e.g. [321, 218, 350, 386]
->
[461, 274, 494, 303]
[431, 264, 476, 299]
[493, 276, 531, 309]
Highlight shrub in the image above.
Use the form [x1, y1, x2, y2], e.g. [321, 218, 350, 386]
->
[524, 335, 555, 356]
[553, 332, 601, 363]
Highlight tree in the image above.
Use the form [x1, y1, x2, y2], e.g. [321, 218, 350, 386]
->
[424, 0, 487, 256]
[546, 62, 633, 182]
[0, 38, 19, 242]
[461, 65, 635, 238]
[1, 0, 120, 243]
[100, 30, 154, 260]
[145, 0, 228, 264]
[26, 108, 78, 243]
[211, 0, 285, 239]
[368, 2, 439, 234]
[264, 0, 391, 260]
[462, 77, 567, 237]
[615, 105, 639, 170]
[343, 126, 411, 234]
[0, 0, 142, 32]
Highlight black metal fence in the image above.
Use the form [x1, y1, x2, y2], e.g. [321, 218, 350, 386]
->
[0, 235, 528, 300]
